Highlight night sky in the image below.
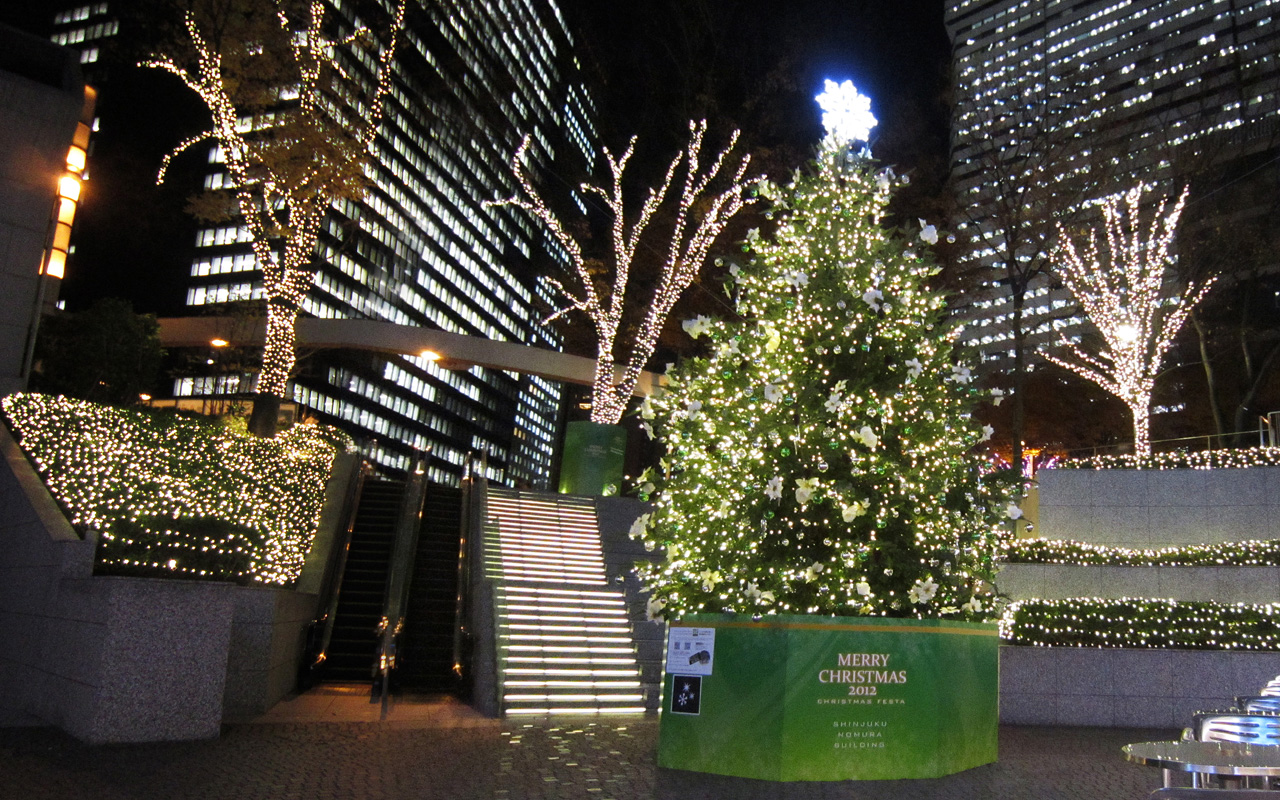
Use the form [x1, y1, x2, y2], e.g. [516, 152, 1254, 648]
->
[563, 0, 951, 181]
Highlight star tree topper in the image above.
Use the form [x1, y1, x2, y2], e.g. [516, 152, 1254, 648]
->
[815, 79, 878, 144]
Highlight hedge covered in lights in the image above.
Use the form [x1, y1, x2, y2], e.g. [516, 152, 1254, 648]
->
[1057, 446, 1280, 470]
[1000, 597, 1280, 650]
[2, 392, 348, 585]
[1003, 537, 1280, 567]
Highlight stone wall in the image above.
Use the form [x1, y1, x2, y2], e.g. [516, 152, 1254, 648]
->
[1001, 646, 1280, 728]
[1002, 466, 1280, 727]
[1036, 466, 1280, 547]
[40, 576, 235, 743]
[0, 421, 334, 741]
[998, 564, 1280, 603]
[595, 496, 662, 708]
[223, 586, 316, 720]
[0, 418, 95, 728]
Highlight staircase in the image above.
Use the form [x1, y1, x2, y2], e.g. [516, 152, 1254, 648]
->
[324, 478, 403, 681]
[485, 488, 649, 715]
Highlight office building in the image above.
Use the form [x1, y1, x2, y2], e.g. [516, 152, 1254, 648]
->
[50, 0, 599, 486]
[947, 0, 1280, 366]
[0, 23, 92, 395]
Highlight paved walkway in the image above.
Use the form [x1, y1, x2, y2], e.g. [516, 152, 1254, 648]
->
[1, 687, 1178, 800]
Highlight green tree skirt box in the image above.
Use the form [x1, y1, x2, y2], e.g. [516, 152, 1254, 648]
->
[657, 614, 998, 781]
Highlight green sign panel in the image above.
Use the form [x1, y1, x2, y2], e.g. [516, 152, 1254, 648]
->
[657, 614, 999, 781]
[558, 421, 627, 496]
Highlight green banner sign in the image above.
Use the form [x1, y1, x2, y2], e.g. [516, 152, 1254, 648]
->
[558, 421, 627, 496]
[657, 614, 998, 781]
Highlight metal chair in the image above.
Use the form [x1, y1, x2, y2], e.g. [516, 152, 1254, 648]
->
[1236, 696, 1280, 714]
[1190, 713, 1280, 790]
[1259, 676, 1280, 697]
[1152, 789, 1278, 798]
[1195, 713, 1280, 746]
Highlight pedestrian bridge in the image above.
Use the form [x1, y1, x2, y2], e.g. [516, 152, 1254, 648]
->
[156, 316, 664, 396]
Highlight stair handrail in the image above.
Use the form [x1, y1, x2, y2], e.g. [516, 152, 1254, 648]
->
[451, 453, 474, 685]
[452, 453, 488, 681]
[373, 453, 431, 714]
[300, 456, 370, 686]
[457, 452, 500, 715]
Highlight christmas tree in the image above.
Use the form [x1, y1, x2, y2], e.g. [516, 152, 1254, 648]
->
[632, 83, 1016, 621]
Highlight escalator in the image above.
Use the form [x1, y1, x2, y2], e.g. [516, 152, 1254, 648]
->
[396, 485, 463, 691]
[312, 477, 463, 690]
[322, 478, 403, 681]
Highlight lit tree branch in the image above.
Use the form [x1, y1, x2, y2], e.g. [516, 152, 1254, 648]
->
[491, 120, 759, 425]
[1043, 185, 1213, 456]
[144, 0, 406, 436]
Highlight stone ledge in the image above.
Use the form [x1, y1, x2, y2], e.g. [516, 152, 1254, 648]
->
[998, 564, 1280, 603]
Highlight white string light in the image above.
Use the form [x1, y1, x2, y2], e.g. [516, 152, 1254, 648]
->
[3, 393, 346, 584]
[1056, 445, 1280, 471]
[489, 121, 758, 425]
[1043, 185, 1212, 456]
[142, 0, 406, 408]
[1002, 597, 1280, 650]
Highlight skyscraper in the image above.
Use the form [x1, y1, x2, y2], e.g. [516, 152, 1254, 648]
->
[947, 0, 1280, 367]
[51, 0, 599, 486]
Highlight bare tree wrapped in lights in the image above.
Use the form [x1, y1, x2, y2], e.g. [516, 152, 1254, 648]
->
[631, 83, 1017, 621]
[145, 0, 406, 436]
[1043, 185, 1212, 457]
[489, 121, 758, 425]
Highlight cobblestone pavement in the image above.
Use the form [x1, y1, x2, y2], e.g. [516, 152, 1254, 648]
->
[0, 693, 1178, 800]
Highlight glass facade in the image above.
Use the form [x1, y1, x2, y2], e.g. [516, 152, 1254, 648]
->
[947, 0, 1280, 364]
[52, 0, 599, 487]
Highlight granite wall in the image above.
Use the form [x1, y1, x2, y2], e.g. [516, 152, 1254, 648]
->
[1001, 645, 1280, 728]
[1036, 466, 1280, 547]
[0, 422, 335, 741]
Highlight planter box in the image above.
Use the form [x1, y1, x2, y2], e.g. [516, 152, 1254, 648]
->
[1000, 645, 1280, 728]
[657, 614, 999, 781]
[1036, 467, 1280, 547]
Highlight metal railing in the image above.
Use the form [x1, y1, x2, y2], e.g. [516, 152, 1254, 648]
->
[299, 456, 369, 688]
[452, 452, 491, 710]
[372, 454, 430, 717]
[1061, 427, 1276, 460]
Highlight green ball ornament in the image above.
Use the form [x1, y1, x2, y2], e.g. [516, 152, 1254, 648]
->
[780, 447, 791, 456]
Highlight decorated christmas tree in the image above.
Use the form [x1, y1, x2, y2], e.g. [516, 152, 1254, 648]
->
[633, 82, 1017, 621]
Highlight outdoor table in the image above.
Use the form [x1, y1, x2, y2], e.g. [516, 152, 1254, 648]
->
[1124, 740, 1280, 789]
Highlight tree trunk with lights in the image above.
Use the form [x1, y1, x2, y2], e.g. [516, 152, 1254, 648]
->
[1044, 186, 1213, 457]
[491, 121, 758, 427]
[146, 0, 405, 437]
